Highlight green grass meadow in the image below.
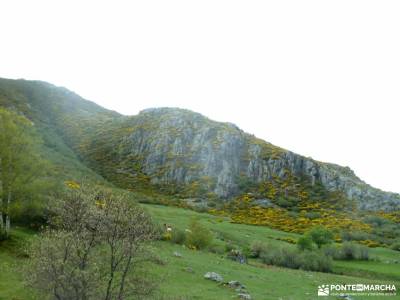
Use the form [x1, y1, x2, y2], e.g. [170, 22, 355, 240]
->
[1, 204, 399, 300]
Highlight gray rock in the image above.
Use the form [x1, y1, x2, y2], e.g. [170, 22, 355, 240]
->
[173, 251, 182, 258]
[228, 280, 245, 290]
[204, 272, 223, 282]
[252, 198, 274, 208]
[237, 293, 252, 300]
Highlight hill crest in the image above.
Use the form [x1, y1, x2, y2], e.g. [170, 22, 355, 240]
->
[0, 77, 399, 211]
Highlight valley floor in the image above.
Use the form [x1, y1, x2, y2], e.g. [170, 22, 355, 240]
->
[1, 204, 399, 300]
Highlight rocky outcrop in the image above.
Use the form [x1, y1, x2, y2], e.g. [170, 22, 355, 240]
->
[111, 108, 400, 211]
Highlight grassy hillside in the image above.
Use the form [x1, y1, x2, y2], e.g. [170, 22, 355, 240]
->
[1, 204, 399, 300]
[0, 78, 113, 185]
[0, 77, 399, 275]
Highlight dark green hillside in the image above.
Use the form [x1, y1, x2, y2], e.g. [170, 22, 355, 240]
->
[0, 78, 119, 226]
[0, 78, 113, 188]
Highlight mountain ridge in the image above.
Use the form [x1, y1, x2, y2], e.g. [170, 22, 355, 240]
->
[108, 107, 400, 211]
[0, 77, 399, 211]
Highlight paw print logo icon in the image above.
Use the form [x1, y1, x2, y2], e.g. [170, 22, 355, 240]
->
[318, 285, 330, 296]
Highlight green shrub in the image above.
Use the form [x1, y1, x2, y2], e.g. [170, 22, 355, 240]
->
[276, 198, 291, 208]
[170, 229, 186, 245]
[329, 242, 370, 260]
[279, 248, 302, 269]
[373, 224, 400, 239]
[242, 246, 252, 258]
[275, 196, 298, 209]
[287, 211, 299, 218]
[259, 245, 332, 272]
[340, 242, 358, 260]
[154, 223, 167, 241]
[215, 230, 236, 242]
[322, 244, 341, 259]
[250, 241, 269, 258]
[341, 230, 370, 241]
[192, 206, 208, 213]
[297, 235, 313, 251]
[0, 230, 7, 242]
[340, 230, 352, 241]
[260, 247, 281, 266]
[364, 216, 389, 227]
[224, 241, 238, 252]
[357, 245, 369, 260]
[185, 219, 213, 250]
[306, 226, 334, 248]
[304, 211, 321, 220]
[10, 199, 47, 229]
[207, 201, 217, 208]
[299, 251, 332, 272]
[390, 242, 400, 251]
[208, 243, 225, 254]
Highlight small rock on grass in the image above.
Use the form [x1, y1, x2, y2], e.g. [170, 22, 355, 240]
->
[228, 280, 246, 290]
[173, 251, 182, 258]
[237, 293, 251, 300]
[204, 272, 223, 282]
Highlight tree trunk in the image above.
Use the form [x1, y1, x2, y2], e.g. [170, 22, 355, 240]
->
[5, 151, 12, 237]
[0, 157, 4, 233]
[0, 192, 3, 231]
[0, 212, 3, 232]
[5, 189, 11, 236]
[117, 242, 135, 300]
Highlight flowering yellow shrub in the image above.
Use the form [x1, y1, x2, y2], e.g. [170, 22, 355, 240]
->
[358, 240, 381, 248]
[221, 195, 372, 235]
[65, 180, 80, 189]
[378, 211, 400, 223]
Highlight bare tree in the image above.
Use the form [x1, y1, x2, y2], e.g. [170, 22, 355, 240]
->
[26, 184, 159, 300]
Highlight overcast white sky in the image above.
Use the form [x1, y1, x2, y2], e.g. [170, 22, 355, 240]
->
[1, 1, 399, 193]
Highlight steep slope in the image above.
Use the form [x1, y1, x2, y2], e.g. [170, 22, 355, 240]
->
[0, 78, 399, 211]
[82, 107, 400, 211]
[0, 78, 115, 184]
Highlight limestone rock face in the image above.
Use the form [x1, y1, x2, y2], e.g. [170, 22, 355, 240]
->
[114, 108, 399, 211]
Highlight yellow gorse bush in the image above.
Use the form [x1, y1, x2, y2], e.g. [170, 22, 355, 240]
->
[65, 181, 80, 189]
